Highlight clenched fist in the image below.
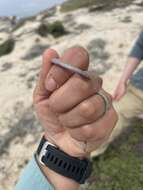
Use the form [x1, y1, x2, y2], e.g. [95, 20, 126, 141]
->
[33, 47, 118, 158]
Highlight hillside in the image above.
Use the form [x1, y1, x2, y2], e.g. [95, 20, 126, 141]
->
[0, 0, 143, 189]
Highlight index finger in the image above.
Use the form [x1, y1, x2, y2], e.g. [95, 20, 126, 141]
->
[45, 46, 89, 92]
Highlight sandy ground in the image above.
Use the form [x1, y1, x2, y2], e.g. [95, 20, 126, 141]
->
[0, 2, 143, 189]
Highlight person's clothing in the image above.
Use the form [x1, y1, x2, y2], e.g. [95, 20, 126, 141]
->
[129, 31, 143, 61]
[91, 83, 143, 157]
[15, 156, 54, 190]
[130, 68, 143, 91]
[129, 31, 143, 91]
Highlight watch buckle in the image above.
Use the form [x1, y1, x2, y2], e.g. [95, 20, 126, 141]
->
[39, 141, 56, 165]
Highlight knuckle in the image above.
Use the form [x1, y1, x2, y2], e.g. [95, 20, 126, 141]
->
[97, 128, 106, 139]
[71, 46, 89, 68]
[91, 77, 102, 93]
[78, 80, 91, 92]
[64, 46, 89, 70]
[79, 100, 95, 118]
[81, 125, 93, 140]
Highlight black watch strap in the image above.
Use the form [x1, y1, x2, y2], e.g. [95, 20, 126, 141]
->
[36, 136, 92, 184]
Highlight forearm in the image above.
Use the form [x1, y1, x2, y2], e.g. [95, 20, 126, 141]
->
[119, 57, 140, 84]
[40, 163, 80, 190]
[15, 155, 80, 190]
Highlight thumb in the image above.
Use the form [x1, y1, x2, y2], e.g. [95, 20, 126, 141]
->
[33, 49, 59, 104]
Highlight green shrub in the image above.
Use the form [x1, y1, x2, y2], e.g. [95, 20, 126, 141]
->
[0, 38, 15, 57]
[61, 0, 135, 12]
[36, 21, 67, 38]
[47, 21, 67, 38]
[36, 23, 48, 37]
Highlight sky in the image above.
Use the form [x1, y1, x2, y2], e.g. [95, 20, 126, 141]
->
[0, 0, 65, 17]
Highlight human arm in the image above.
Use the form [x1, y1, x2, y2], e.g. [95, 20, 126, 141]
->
[114, 32, 143, 101]
[15, 47, 117, 190]
[33, 47, 117, 189]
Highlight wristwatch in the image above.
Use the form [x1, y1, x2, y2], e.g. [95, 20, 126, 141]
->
[36, 136, 92, 184]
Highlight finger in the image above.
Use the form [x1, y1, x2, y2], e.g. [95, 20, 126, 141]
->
[33, 49, 59, 103]
[115, 96, 120, 101]
[48, 73, 102, 113]
[114, 94, 121, 101]
[59, 91, 112, 128]
[45, 46, 89, 92]
[113, 94, 119, 101]
[68, 107, 118, 141]
[113, 90, 117, 99]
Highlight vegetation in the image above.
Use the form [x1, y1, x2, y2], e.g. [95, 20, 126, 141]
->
[88, 125, 143, 190]
[0, 38, 15, 57]
[61, 0, 135, 12]
[36, 21, 68, 38]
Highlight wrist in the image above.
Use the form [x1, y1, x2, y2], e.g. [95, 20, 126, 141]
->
[44, 133, 88, 158]
[119, 78, 127, 85]
[36, 135, 91, 188]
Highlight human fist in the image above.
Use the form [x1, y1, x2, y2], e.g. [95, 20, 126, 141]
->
[33, 47, 118, 158]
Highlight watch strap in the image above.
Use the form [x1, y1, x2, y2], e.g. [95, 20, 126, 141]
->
[37, 136, 92, 184]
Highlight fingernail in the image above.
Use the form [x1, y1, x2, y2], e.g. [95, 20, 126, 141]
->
[46, 77, 57, 91]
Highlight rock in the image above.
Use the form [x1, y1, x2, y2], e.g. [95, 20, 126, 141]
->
[74, 23, 91, 32]
[88, 4, 106, 12]
[0, 62, 13, 72]
[22, 44, 48, 60]
[87, 39, 110, 74]
[133, 0, 143, 6]
[121, 16, 132, 23]
[0, 17, 12, 32]
[36, 7, 56, 21]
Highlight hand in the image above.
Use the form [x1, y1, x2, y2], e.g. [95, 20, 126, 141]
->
[113, 81, 127, 101]
[33, 47, 118, 158]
